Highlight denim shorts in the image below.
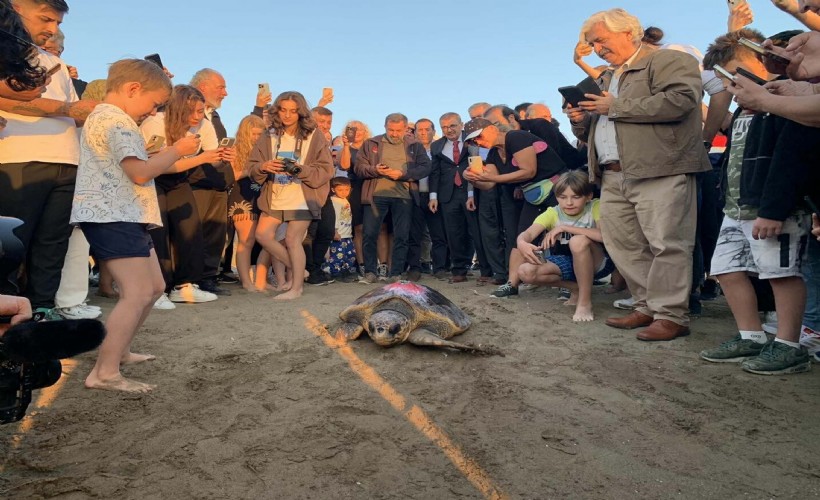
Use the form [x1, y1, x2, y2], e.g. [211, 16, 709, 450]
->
[79, 222, 154, 261]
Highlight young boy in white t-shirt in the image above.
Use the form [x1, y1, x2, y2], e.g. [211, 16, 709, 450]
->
[71, 59, 200, 393]
[491, 171, 613, 322]
[323, 177, 357, 282]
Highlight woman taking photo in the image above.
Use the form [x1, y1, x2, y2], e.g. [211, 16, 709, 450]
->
[139, 84, 228, 307]
[339, 120, 376, 275]
[249, 91, 333, 300]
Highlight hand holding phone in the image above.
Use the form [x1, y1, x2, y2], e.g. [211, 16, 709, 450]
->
[145, 135, 165, 154]
[734, 67, 768, 86]
[344, 126, 357, 143]
[219, 137, 236, 148]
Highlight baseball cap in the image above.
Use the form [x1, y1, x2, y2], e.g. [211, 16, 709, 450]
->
[463, 117, 492, 140]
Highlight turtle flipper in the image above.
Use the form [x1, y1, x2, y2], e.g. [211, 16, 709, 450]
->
[407, 329, 504, 356]
[335, 322, 365, 341]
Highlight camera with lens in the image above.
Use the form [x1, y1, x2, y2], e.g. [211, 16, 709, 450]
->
[280, 157, 302, 176]
[0, 217, 105, 425]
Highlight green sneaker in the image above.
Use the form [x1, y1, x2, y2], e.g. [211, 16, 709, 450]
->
[32, 307, 63, 322]
[490, 282, 518, 298]
[741, 341, 812, 375]
[700, 334, 765, 363]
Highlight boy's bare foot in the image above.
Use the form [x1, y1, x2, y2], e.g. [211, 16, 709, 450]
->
[121, 352, 155, 365]
[274, 288, 302, 300]
[85, 373, 155, 393]
[565, 292, 579, 306]
[273, 281, 292, 292]
[572, 304, 594, 322]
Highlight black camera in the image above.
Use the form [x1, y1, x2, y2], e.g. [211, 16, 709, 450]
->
[281, 157, 302, 176]
[0, 216, 105, 425]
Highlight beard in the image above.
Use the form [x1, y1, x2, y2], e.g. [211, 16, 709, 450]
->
[385, 135, 404, 145]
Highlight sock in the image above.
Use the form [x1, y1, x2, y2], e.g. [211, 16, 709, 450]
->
[774, 338, 801, 349]
[739, 330, 767, 344]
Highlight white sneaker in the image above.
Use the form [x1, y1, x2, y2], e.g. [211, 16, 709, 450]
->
[613, 297, 636, 310]
[168, 283, 218, 303]
[153, 293, 177, 310]
[55, 304, 102, 319]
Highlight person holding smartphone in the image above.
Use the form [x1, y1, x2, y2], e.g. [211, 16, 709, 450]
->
[339, 120, 373, 275]
[248, 91, 334, 300]
[698, 29, 820, 373]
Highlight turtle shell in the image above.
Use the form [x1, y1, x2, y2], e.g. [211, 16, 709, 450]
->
[339, 282, 471, 337]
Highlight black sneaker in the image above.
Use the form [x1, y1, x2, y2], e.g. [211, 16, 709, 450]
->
[700, 279, 720, 301]
[491, 283, 518, 298]
[197, 279, 232, 296]
[216, 272, 239, 284]
[420, 262, 433, 274]
[306, 273, 329, 286]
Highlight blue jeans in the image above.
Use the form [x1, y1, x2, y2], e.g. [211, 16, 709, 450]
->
[363, 196, 412, 276]
[804, 237, 820, 330]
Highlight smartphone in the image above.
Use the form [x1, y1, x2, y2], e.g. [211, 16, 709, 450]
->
[144, 53, 163, 68]
[258, 83, 270, 95]
[322, 87, 333, 98]
[713, 64, 735, 81]
[468, 155, 484, 173]
[46, 63, 61, 76]
[734, 67, 768, 86]
[558, 86, 590, 108]
[219, 137, 236, 148]
[145, 135, 165, 154]
[738, 37, 792, 66]
[345, 126, 357, 143]
[806, 196, 820, 216]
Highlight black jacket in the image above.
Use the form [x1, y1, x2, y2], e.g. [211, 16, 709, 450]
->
[722, 108, 820, 221]
[518, 118, 585, 171]
[429, 134, 470, 204]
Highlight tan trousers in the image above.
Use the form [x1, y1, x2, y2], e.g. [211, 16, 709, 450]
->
[599, 171, 697, 326]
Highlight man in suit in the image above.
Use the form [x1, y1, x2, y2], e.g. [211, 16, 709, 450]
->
[429, 113, 487, 283]
[406, 118, 449, 280]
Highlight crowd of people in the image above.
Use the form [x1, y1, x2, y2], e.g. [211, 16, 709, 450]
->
[1, 0, 820, 393]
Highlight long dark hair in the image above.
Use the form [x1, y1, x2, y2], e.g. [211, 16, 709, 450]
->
[269, 91, 316, 140]
[0, 1, 46, 91]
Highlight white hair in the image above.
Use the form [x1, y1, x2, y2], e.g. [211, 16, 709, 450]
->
[581, 8, 643, 47]
[189, 68, 222, 87]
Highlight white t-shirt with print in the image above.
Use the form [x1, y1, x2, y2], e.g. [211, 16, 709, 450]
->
[268, 131, 311, 211]
[332, 196, 353, 239]
[71, 104, 162, 227]
[0, 49, 80, 165]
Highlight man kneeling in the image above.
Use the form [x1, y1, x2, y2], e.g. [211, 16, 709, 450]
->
[491, 171, 613, 321]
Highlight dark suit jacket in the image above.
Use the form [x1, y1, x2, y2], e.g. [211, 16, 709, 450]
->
[430, 134, 470, 205]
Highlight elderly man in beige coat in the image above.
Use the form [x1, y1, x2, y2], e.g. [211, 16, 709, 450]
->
[566, 8, 711, 341]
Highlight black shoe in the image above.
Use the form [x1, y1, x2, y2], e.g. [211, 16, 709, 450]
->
[700, 279, 720, 301]
[198, 279, 231, 296]
[216, 272, 239, 284]
[306, 273, 329, 286]
[406, 270, 422, 282]
[420, 262, 433, 274]
[339, 271, 358, 283]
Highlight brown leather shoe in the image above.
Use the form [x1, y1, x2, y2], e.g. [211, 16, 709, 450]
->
[605, 310, 654, 330]
[636, 319, 690, 341]
[449, 275, 468, 283]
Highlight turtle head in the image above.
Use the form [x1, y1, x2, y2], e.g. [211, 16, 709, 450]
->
[367, 310, 411, 346]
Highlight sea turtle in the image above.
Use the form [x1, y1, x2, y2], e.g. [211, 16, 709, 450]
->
[336, 281, 502, 355]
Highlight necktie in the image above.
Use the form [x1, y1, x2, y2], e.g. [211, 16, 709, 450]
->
[453, 140, 462, 187]
[211, 110, 227, 140]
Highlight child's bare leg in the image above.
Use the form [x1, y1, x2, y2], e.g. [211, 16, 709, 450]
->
[276, 220, 311, 300]
[507, 249, 527, 287]
[255, 214, 290, 267]
[254, 250, 272, 291]
[85, 252, 164, 393]
[568, 236, 605, 322]
[769, 276, 807, 343]
[234, 218, 257, 291]
[98, 261, 118, 298]
[718, 271, 763, 331]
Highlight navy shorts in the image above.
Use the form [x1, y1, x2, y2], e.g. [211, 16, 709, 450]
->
[79, 222, 154, 261]
[545, 254, 616, 282]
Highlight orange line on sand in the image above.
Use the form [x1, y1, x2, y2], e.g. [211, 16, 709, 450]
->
[301, 311, 508, 500]
[0, 359, 77, 473]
